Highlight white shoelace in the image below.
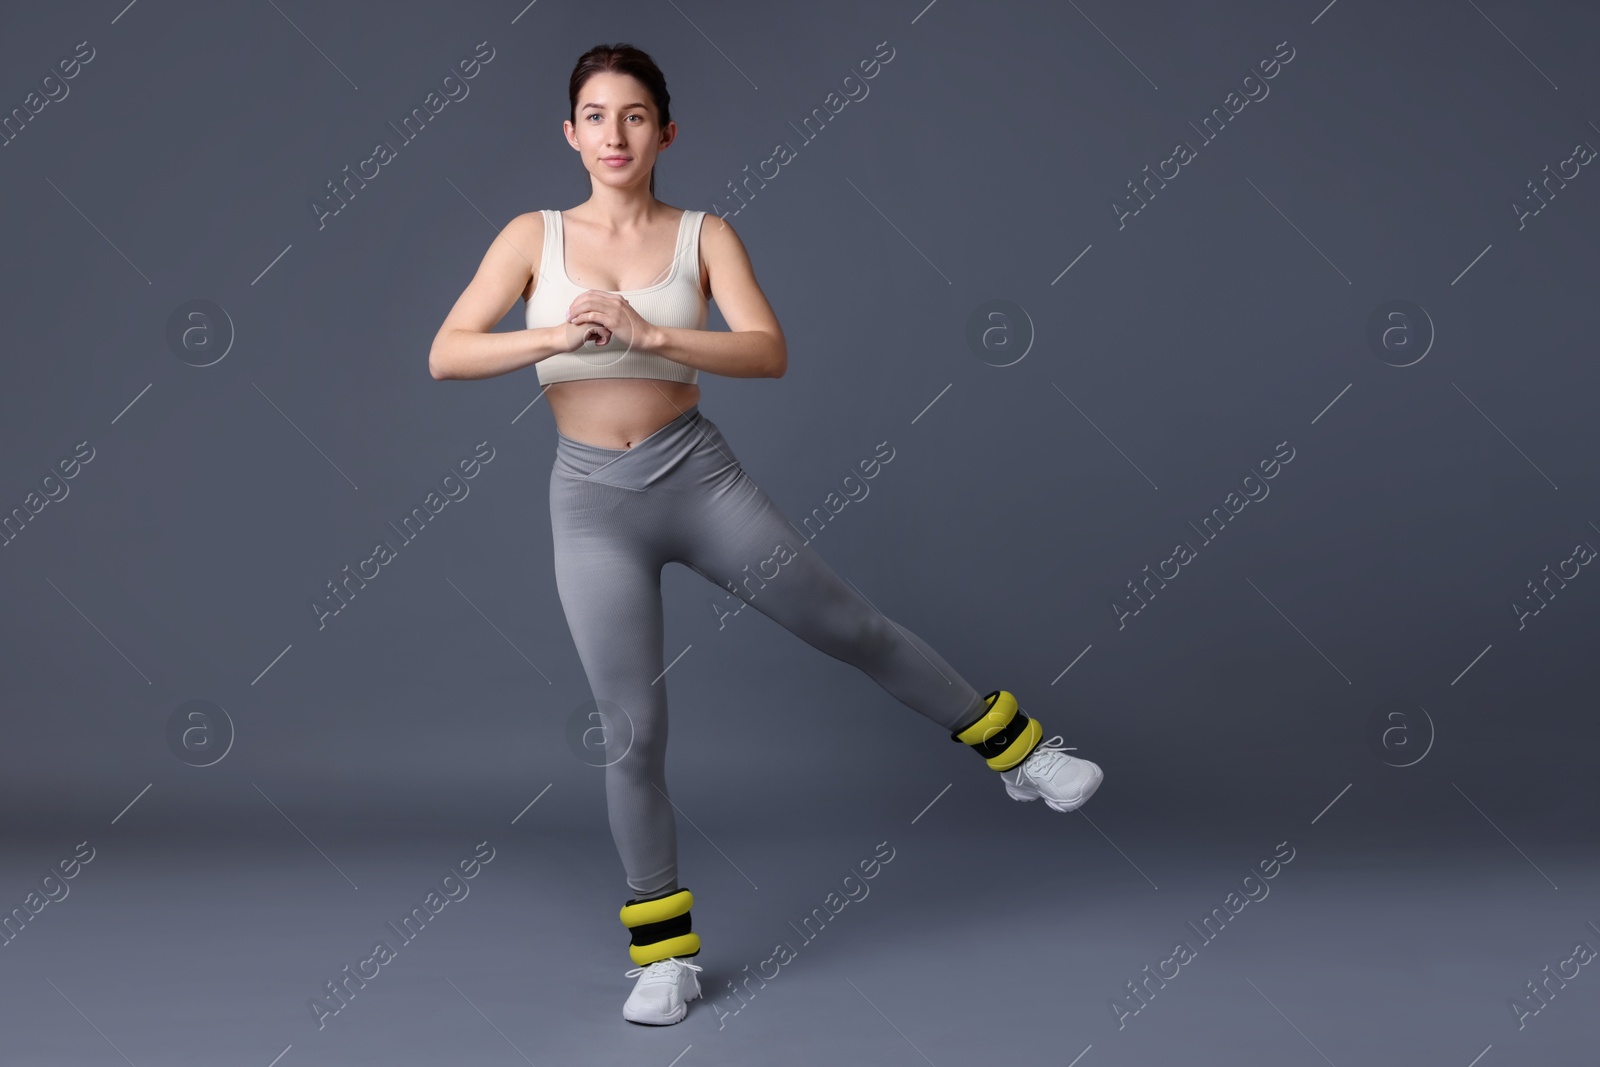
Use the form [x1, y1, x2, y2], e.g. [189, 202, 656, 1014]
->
[1021, 735, 1077, 782]
[625, 956, 704, 982]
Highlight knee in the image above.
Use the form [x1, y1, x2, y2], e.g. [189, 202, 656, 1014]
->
[586, 696, 666, 769]
[843, 610, 898, 665]
[606, 733, 666, 784]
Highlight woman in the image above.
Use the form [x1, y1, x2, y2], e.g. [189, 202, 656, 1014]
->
[429, 43, 1103, 1026]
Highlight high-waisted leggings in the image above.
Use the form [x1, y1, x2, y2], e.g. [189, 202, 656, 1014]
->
[549, 404, 987, 896]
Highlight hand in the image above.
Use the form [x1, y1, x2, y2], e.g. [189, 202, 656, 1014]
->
[565, 291, 654, 352]
[558, 316, 610, 353]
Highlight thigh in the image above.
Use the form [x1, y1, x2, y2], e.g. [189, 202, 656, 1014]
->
[549, 473, 668, 693]
[676, 463, 888, 659]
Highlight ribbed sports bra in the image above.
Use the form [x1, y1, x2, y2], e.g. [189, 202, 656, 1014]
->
[526, 208, 710, 386]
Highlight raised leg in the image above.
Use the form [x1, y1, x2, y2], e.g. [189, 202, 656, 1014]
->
[677, 465, 987, 733]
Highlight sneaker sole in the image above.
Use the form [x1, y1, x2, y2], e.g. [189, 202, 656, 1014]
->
[1006, 767, 1104, 812]
[623, 984, 701, 1026]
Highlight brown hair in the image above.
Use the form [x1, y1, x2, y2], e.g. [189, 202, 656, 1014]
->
[568, 43, 672, 196]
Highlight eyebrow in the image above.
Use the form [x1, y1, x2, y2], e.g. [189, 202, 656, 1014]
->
[580, 101, 649, 111]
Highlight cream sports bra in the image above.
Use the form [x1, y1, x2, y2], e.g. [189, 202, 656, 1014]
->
[526, 208, 711, 386]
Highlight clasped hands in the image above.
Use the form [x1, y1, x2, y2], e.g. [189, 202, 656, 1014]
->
[561, 290, 657, 353]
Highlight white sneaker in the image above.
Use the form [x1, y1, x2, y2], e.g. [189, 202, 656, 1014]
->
[1000, 735, 1103, 812]
[622, 956, 704, 1025]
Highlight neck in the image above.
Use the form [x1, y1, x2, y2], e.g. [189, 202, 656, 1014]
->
[574, 187, 661, 230]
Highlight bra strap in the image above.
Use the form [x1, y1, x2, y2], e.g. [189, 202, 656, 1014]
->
[679, 210, 703, 290]
[537, 209, 557, 283]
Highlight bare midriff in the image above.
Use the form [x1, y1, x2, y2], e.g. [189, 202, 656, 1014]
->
[546, 378, 702, 449]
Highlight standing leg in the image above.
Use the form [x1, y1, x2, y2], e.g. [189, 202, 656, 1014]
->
[550, 473, 681, 898]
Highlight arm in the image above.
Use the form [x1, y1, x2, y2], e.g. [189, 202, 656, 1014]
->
[566, 214, 788, 379]
[428, 213, 601, 381]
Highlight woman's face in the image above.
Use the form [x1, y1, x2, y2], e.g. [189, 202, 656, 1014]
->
[565, 71, 674, 190]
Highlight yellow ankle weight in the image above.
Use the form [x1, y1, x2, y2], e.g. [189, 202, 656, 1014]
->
[950, 690, 1043, 771]
[619, 887, 701, 965]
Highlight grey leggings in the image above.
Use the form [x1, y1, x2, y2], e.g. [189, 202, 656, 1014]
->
[549, 404, 987, 896]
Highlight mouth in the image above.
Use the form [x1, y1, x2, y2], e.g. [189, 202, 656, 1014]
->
[601, 155, 632, 166]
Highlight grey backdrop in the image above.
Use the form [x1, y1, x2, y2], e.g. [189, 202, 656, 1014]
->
[3, 1, 1598, 1064]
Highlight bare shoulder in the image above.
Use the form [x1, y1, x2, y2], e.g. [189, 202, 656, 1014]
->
[696, 210, 743, 253]
[506, 209, 546, 251]
[500, 210, 545, 301]
[694, 211, 752, 298]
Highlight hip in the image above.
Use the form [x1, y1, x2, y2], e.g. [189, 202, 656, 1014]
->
[550, 404, 744, 493]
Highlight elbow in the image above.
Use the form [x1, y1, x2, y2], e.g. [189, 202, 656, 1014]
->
[429, 348, 452, 380]
[768, 338, 788, 379]
[428, 333, 454, 380]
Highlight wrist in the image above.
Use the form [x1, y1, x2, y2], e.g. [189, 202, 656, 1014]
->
[533, 324, 563, 362]
[644, 324, 668, 354]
